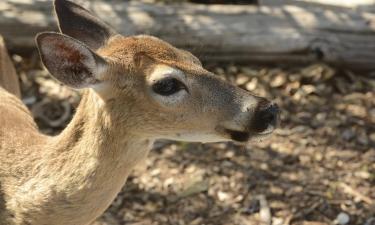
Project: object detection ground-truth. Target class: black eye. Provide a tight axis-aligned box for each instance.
[152,78,186,96]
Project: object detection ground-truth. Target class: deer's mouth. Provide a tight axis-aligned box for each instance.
[222,127,275,143]
[224,129,250,142]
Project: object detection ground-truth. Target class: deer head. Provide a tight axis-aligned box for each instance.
[36,0,278,144]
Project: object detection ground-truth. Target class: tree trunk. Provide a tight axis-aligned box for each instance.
[1,0,375,71]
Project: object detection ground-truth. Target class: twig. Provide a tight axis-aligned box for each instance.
[339,182,374,205]
[291,200,321,222]
[257,195,272,225]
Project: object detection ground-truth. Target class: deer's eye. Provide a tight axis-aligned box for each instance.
[152,78,186,96]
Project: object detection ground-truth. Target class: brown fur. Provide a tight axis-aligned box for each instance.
[0,1,274,225]
[0,36,21,98]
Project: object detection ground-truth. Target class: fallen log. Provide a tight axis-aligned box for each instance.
[1,0,375,71]
[259,0,375,13]
[260,0,375,9]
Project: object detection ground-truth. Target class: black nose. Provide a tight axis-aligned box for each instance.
[261,103,279,126]
[251,102,279,133]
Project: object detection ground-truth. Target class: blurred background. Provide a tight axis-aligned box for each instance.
[1,0,374,224]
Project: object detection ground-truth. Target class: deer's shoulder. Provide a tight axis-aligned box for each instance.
[0,88,38,134]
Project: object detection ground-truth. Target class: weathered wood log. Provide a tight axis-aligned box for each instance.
[260,0,375,13]
[260,0,375,9]
[1,0,375,71]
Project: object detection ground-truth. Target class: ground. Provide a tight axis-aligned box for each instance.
[12,52,374,225]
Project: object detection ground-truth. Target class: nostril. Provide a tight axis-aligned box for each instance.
[251,102,279,133]
[262,103,279,125]
[261,113,274,125]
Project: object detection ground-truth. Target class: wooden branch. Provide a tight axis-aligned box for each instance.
[1,0,375,71]
[259,0,375,13]
[340,182,374,205]
[260,0,375,9]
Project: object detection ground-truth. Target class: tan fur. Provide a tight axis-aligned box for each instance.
[0,2,275,225]
[0,36,21,98]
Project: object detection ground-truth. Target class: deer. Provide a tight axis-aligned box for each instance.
[0,0,279,224]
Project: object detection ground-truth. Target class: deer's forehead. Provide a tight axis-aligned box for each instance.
[100,35,203,73]
[102,36,179,59]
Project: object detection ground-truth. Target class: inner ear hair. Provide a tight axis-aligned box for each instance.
[36,32,108,89]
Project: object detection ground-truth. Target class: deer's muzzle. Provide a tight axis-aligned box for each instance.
[219,98,279,143]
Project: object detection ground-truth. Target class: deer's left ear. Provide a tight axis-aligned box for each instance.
[36,32,109,89]
[54,0,117,50]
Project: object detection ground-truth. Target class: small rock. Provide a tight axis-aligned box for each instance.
[240,67,258,76]
[313,112,327,127]
[227,65,238,74]
[341,129,355,141]
[369,108,375,123]
[245,78,258,91]
[190,217,203,225]
[272,217,284,225]
[270,73,287,87]
[354,170,371,179]
[224,150,235,158]
[235,74,250,85]
[346,104,367,118]
[314,152,324,162]
[364,217,375,225]
[217,191,229,201]
[358,133,369,146]
[22,96,37,105]
[301,64,323,79]
[334,212,350,225]
[176,180,208,200]
[270,185,284,195]
[12,54,23,63]
[214,67,225,75]
[301,84,316,94]
[291,125,308,133]
[301,222,329,225]
[370,133,375,143]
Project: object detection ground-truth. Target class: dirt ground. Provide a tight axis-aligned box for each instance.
[12,52,374,225]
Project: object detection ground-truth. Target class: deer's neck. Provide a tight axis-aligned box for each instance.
[52,89,151,170]
[19,90,152,225]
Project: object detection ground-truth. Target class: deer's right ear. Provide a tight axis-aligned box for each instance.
[36,32,109,89]
[54,0,117,50]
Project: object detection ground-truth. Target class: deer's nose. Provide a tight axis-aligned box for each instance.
[260,103,278,127]
[251,102,279,134]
